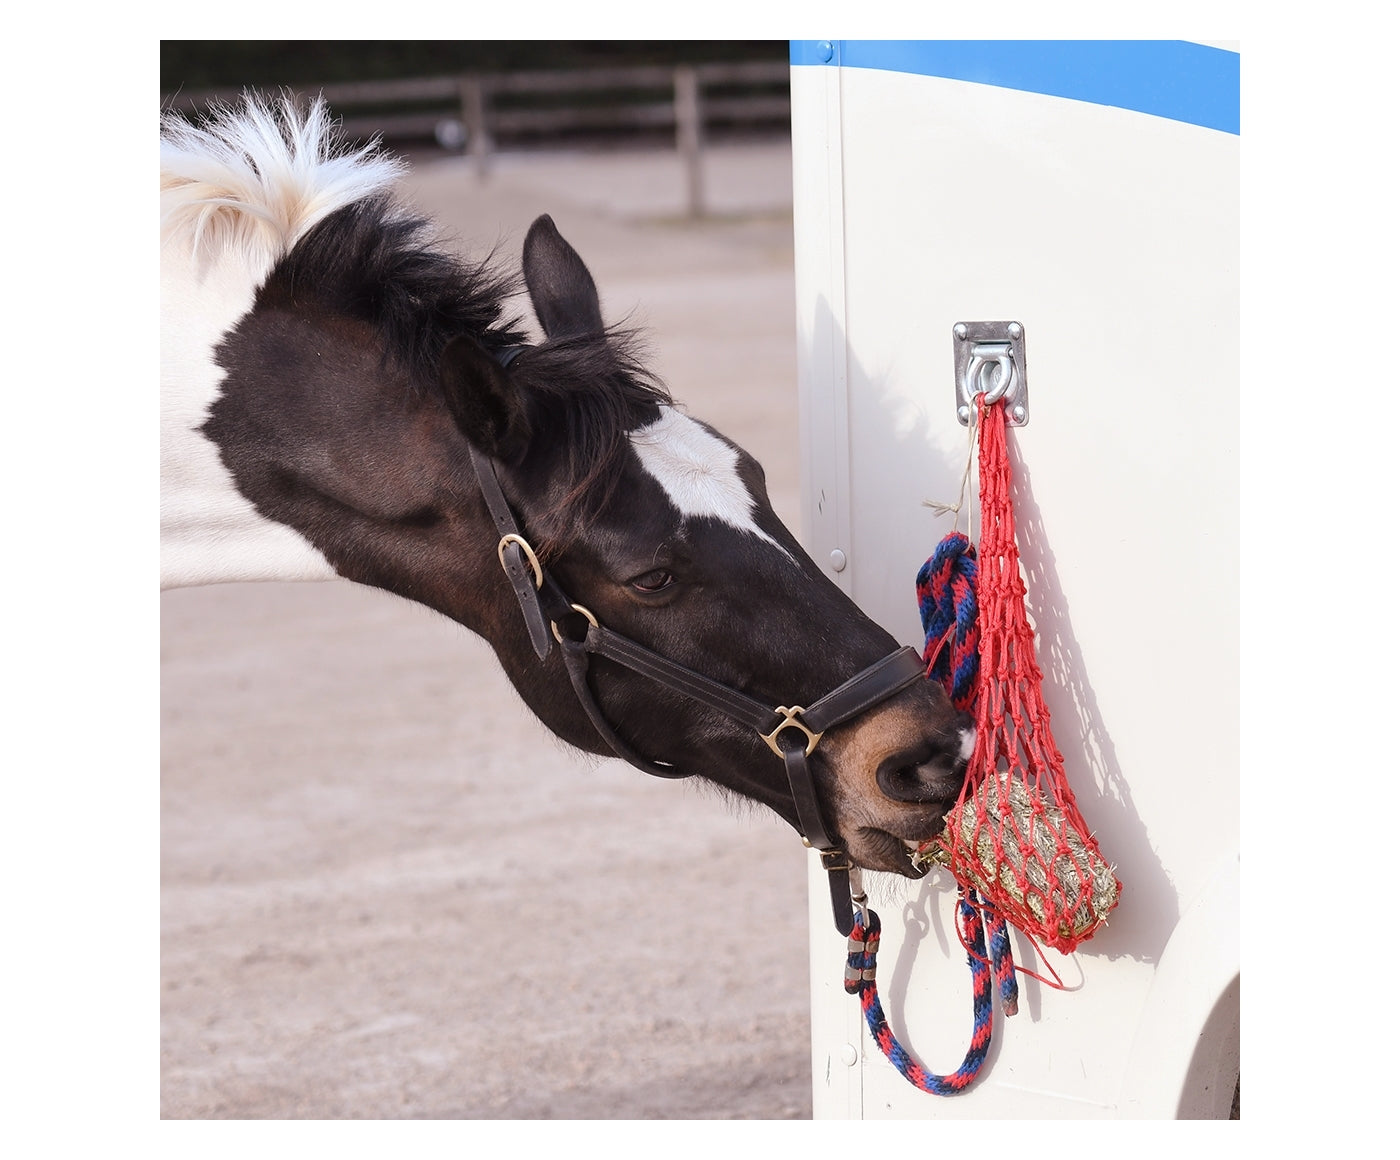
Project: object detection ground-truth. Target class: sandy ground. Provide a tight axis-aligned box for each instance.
[160,140,819,1120]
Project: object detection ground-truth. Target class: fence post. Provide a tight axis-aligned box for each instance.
[458,75,492,177]
[674,66,704,217]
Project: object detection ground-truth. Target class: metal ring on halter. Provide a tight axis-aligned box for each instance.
[497,533,543,589]
[761,705,824,757]
[965,348,1015,405]
[551,603,599,644]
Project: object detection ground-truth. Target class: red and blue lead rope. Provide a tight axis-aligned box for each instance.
[845,892,1010,1094]
[986,907,1019,1017]
[915,530,979,712]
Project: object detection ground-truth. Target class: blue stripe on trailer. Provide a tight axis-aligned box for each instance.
[789,40,1239,136]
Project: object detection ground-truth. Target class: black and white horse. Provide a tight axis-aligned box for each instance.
[160,97,971,895]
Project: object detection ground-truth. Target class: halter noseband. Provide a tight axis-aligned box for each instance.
[469,358,922,935]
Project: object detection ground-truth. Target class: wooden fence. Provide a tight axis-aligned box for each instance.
[162,61,792,217]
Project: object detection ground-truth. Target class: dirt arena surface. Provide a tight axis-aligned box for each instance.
[160,140,819,1120]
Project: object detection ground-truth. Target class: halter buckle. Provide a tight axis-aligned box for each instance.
[761,706,824,758]
[497,533,543,589]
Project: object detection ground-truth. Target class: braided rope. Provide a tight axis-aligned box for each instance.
[985,907,1020,1017]
[840,895,1019,1097]
[915,531,979,712]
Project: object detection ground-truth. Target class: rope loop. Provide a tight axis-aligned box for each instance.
[845,892,1005,1096]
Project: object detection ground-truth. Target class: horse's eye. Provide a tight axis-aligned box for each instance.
[630,569,675,593]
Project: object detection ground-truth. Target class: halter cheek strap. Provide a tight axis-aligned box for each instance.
[468,439,924,936]
[471,444,560,660]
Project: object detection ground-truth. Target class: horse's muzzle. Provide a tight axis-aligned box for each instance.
[816,691,974,877]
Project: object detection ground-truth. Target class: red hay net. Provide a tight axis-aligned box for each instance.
[934,398,1121,955]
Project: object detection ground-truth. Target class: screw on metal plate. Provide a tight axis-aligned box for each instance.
[954,321,1028,426]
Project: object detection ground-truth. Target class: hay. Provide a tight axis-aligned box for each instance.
[916,770,1119,947]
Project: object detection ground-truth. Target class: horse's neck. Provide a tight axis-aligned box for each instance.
[160,245,337,590]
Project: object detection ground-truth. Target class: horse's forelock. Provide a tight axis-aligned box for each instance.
[508,328,671,551]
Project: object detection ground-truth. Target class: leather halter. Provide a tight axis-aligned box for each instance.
[467,396,923,936]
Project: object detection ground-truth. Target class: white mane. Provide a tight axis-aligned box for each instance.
[160,95,407,269]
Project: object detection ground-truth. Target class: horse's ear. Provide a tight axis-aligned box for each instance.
[522,214,605,339]
[439,334,532,463]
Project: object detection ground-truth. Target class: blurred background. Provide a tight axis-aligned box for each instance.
[162,41,786,84]
[160,41,814,1120]
[162,41,791,216]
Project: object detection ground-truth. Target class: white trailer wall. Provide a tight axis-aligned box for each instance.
[790,40,1239,1119]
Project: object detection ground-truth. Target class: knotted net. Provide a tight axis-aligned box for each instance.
[916,398,1120,954]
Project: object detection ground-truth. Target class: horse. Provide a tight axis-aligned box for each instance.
[160,96,973,934]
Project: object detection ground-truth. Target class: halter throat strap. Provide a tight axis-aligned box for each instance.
[468,440,923,935]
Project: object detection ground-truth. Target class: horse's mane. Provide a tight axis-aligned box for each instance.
[161,94,671,529]
[160,95,406,270]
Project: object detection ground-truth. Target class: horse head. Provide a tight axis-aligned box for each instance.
[163,99,971,889]
[435,216,973,879]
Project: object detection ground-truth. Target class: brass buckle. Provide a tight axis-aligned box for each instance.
[761,706,823,758]
[551,603,599,644]
[497,533,543,589]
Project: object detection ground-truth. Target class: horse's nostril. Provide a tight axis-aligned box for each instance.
[876,743,965,805]
[878,764,930,803]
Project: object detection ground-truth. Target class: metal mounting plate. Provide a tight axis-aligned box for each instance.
[954,320,1028,426]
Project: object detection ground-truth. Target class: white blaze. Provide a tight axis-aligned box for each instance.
[629,409,787,553]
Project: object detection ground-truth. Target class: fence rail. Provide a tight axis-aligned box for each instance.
[162,62,792,217]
